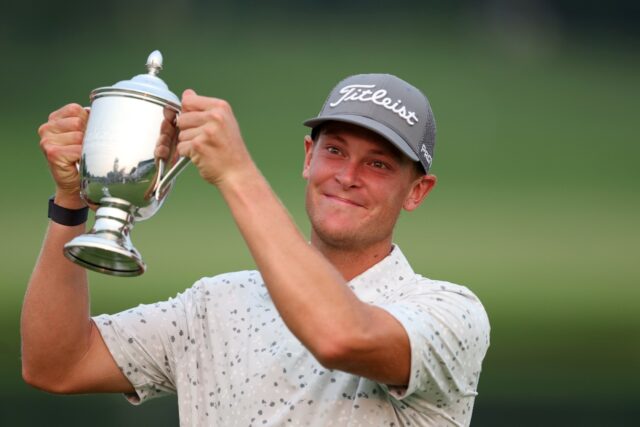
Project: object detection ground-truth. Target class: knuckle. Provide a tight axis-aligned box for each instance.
[156,135,169,147]
[70,144,83,159]
[39,137,49,152]
[43,144,58,161]
[192,139,205,153]
[177,142,189,156]
[155,146,168,158]
[37,123,49,137]
[203,123,216,138]
[216,99,231,111]
[70,131,84,145]
[207,109,223,122]
[176,115,188,129]
[67,103,84,114]
[69,117,84,131]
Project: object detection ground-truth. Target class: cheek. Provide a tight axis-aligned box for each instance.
[375,184,409,215]
[305,162,333,187]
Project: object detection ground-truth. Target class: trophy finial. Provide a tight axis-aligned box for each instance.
[146,50,163,76]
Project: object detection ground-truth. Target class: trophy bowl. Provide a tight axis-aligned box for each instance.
[63,50,189,277]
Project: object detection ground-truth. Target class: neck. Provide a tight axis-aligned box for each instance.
[311,234,393,281]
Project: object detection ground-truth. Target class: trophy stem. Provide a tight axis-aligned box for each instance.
[63,198,146,277]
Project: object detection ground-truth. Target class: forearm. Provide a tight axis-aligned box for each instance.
[21,194,93,384]
[217,167,371,359]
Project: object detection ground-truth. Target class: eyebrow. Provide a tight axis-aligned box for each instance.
[322,132,348,144]
[322,133,404,162]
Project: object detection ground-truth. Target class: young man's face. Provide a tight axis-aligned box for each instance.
[303,122,435,251]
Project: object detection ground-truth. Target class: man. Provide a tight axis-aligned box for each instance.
[22,73,490,426]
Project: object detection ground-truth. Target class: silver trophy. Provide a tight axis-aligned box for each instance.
[63,50,189,277]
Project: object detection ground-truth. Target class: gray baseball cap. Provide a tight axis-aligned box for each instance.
[303,73,436,172]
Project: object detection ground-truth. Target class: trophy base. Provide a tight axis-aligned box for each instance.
[64,235,146,277]
[63,199,146,277]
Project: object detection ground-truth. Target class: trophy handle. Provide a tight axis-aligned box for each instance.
[154,156,191,200]
[74,106,91,173]
[153,108,190,200]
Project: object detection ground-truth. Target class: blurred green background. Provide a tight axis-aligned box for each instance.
[1,1,638,425]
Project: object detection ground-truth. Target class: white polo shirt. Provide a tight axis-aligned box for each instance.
[94,246,490,426]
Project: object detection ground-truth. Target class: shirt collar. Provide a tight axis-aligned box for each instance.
[347,245,416,301]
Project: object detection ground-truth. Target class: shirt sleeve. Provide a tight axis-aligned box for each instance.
[377,281,491,404]
[93,284,200,405]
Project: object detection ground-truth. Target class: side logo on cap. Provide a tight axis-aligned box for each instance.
[419,143,432,165]
[329,84,419,126]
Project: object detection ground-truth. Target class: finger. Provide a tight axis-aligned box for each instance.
[181,89,198,113]
[182,88,197,98]
[56,144,83,163]
[45,143,83,167]
[154,133,173,160]
[177,126,205,143]
[45,116,87,135]
[40,131,84,148]
[181,89,229,113]
[176,139,193,158]
[159,116,178,138]
[162,106,177,122]
[176,110,213,130]
[48,103,88,121]
[154,143,171,160]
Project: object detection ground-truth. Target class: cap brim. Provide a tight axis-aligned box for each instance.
[303,114,419,162]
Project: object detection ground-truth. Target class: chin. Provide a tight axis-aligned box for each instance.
[311,221,383,251]
[314,231,361,250]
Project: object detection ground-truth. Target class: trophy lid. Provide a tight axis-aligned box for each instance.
[95,50,181,109]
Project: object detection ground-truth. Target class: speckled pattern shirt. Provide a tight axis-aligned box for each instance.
[94,246,490,426]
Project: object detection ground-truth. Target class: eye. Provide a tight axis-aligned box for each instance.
[370,160,389,169]
[326,146,342,155]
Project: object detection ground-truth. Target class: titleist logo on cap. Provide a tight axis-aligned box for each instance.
[329,84,419,126]
[303,73,435,173]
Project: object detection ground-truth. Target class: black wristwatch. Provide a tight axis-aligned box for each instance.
[48,196,89,226]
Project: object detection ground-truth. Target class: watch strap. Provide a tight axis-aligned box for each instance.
[48,196,88,226]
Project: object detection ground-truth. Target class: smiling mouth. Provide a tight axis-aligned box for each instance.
[324,194,365,208]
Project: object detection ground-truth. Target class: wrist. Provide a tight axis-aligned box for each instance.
[48,195,88,226]
[54,190,86,210]
[216,164,263,196]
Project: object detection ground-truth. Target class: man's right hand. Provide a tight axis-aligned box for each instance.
[38,103,88,207]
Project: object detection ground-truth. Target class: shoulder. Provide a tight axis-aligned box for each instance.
[388,247,485,310]
[196,270,264,288]
[183,270,266,301]
[418,276,484,304]
[383,277,491,405]
[400,275,490,333]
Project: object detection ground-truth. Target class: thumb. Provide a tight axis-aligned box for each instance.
[181,88,199,112]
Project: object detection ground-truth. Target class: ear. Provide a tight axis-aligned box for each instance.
[403,174,437,211]
[302,135,314,179]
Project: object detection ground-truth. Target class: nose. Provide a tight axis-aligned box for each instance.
[335,161,361,189]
